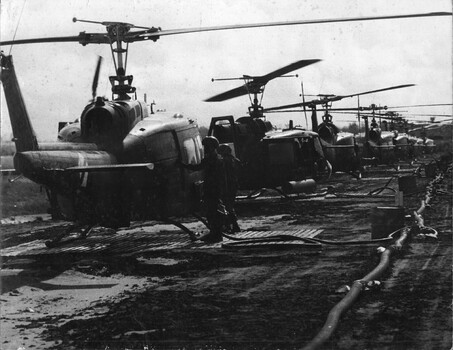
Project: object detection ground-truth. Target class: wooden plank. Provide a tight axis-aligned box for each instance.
[1,228,323,256]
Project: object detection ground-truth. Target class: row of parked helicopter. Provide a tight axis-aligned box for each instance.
[0,13,450,242]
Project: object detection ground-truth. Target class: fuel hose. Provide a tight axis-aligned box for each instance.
[302,227,409,350]
[301,161,451,349]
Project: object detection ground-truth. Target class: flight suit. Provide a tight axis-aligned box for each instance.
[183,151,226,241]
[222,153,241,232]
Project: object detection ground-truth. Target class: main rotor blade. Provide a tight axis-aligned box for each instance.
[264,84,415,111]
[1,12,450,46]
[264,101,312,112]
[388,103,453,108]
[336,84,416,99]
[154,12,452,38]
[256,59,320,84]
[0,35,90,46]
[400,113,453,117]
[325,107,389,112]
[265,108,402,114]
[92,55,103,100]
[205,85,250,102]
[330,111,406,121]
[205,59,320,102]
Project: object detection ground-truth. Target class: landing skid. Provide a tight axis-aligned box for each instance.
[237,187,330,200]
[190,213,210,228]
[236,188,267,200]
[166,212,242,242]
[45,223,96,248]
[44,215,210,248]
[163,217,201,242]
[163,212,225,242]
[236,187,297,200]
[346,169,363,180]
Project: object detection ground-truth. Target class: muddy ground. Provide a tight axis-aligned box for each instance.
[0,159,451,350]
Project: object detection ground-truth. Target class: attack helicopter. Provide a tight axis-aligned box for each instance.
[1,12,451,244]
[263,84,415,175]
[205,59,331,195]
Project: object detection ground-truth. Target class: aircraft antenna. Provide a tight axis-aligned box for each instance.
[8,0,27,55]
[357,95,360,132]
[301,80,308,128]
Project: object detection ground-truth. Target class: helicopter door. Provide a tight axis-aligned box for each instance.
[208,116,237,156]
[296,136,326,178]
[126,130,181,219]
[183,136,203,165]
[265,140,296,185]
[181,135,204,210]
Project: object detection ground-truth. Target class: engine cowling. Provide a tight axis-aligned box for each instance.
[80,98,149,153]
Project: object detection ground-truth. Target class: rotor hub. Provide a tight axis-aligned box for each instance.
[106,23,132,38]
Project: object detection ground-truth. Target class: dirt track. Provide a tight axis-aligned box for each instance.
[1,162,451,350]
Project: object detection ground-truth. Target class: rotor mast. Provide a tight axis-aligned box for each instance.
[319,95,334,123]
[246,78,266,119]
[108,22,134,100]
[73,17,160,100]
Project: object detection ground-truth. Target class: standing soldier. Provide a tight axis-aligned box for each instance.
[180,136,225,242]
[218,144,241,233]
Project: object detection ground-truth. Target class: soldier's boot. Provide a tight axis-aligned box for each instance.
[229,213,241,233]
[232,222,241,233]
[201,230,223,243]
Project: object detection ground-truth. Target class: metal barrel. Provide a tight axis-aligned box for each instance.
[281,179,316,194]
[370,206,405,239]
[424,162,437,178]
[398,175,417,194]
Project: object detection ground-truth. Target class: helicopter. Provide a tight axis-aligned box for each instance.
[1,12,451,244]
[354,108,426,163]
[409,120,452,157]
[205,59,332,195]
[386,103,453,154]
[1,51,205,242]
[351,102,453,156]
[263,84,415,175]
[0,19,212,243]
[328,104,440,162]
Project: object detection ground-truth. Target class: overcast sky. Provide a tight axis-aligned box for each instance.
[1,0,452,141]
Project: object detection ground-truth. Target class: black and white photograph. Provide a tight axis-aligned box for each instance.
[1,0,452,349]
